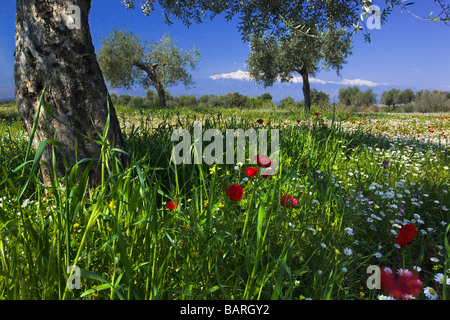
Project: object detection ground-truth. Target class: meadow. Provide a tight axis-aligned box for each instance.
[0,102,449,300]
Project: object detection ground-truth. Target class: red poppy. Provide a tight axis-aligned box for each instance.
[395,224,417,246]
[256,118,264,124]
[254,154,273,167]
[244,167,258,178]
[166,201,178,210]
[280,195,297,208]
[261,168,273,179]
[226,184,244,201]
[315,112,319,116]
[380,269,422,300]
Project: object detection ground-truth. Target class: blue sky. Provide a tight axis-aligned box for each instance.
[0,1,449,102]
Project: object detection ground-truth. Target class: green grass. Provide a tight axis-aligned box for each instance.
[0,103,449,300]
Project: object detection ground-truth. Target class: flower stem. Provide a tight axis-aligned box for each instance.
[402,247,405,271]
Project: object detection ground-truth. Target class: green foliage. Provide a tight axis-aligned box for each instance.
[357,88,377,107]
[398,88,415,104]
[381,88,402,107]
[112,91,280,110]
[117,94,132,106]
[199,94,222,108]
[220,92,250,109]
[128,96,146,109]
[277,96,297,109]
[380,88,418,108]
[310,89,329,106]
[414,90,450,112]
[247,26,352,112]
[338,86,361,107]
[98,29,200,107]
[145,89,158,105]
[338,87,377,108]
[175,95,199,108]
[257,92,273,102]
[0,99,16,108]
[122,0,367,37]
[97,28,145,90]
[143,33,200,88]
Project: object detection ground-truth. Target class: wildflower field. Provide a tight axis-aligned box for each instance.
[0,103,449,300]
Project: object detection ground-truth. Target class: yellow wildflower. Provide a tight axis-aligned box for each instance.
[109,200,116,210]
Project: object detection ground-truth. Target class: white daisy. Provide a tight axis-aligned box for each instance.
[423,287,438,300]
[343,248,353,256]
[378,295,395,300]
[344,227,354,236]
[397,269,412,276]
[434,273,450,285]
[383,267,393,274]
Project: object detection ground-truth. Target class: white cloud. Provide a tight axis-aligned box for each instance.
[289,76,336,85]
[338,78,382,87]
[209,70,251,81]
[289,76,382,86]
[209,70,384,87]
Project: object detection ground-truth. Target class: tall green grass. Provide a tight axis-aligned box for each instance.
[0,99,449,300]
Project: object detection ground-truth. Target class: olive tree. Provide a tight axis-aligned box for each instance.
[381,88,402,107]
[398,88,415,104]
[338,86,377,107]
[338,86,363,107]
[310,89,330,106]
[247,26,352,113]
[98,30,199,108]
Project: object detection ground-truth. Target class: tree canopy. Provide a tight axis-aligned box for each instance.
[247,26,352,112]
[338,86,377,107]
[121,1,450,41]
[98,29,200,107]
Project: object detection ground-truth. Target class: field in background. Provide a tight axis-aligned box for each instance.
[0,103,449,300]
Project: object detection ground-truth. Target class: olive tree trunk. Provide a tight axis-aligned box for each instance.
[15,0,127,188]
[300,68,311,113]
[133,61,167,108]
[154,81,167,108]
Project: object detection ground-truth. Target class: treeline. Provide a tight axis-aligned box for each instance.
[110,88,332,110]
[381,89,450,113]
[110,89,277,110]
[0,99,16,107]
[4,87,449,113]
[335,86,450,113]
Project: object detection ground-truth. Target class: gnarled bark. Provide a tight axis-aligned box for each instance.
[15,0,127,188]
[132,60,167,108]
[300,68,311,113]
